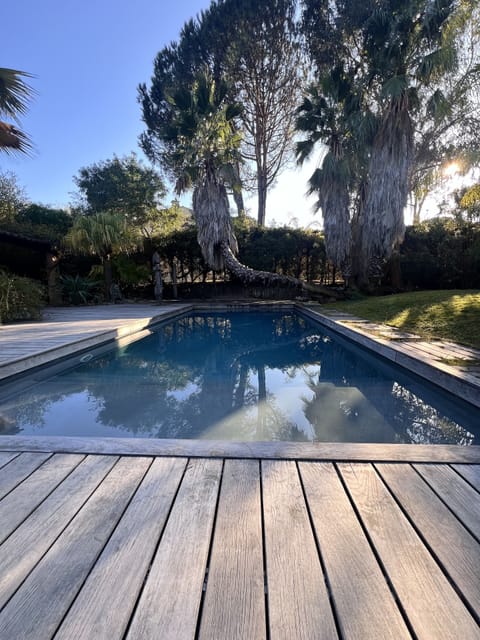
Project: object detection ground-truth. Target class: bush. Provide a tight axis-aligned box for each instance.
[60,274,102,305]
[0,270,45,323]
[400,219,480,289]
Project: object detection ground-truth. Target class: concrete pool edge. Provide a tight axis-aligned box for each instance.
[0,435,479,462]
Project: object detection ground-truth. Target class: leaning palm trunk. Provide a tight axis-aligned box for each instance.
[360,96,413,284]
[193,167,339,299]
[192,172,238,271]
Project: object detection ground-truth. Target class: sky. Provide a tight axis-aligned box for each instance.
[2,0,320,228]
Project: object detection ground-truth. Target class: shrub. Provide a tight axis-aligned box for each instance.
[60,274,102,305]
[0,270,45,323]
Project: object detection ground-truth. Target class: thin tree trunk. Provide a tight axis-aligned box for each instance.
[257,171,267,227]
[232,161,246,218]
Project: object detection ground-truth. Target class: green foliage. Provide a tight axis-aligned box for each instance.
[459,184,480,221]
[89,255,151,290]
[0,171,27,223]
[60,274,102,305]
[65,211,131,259]
[160,71,243,191]
[9,204,72,243]
[73,154,167,236]
[298,0,480,284]
[0,269,45,322]
[400,219,480,289]
[139,0,303,224]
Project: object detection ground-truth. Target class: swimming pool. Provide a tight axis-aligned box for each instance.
[0,310,478,444]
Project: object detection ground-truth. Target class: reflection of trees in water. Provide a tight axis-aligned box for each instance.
[391,384,475,446]
[80,312,317,438]
[4,312,478,443]
[2,381,83,434]
[303,339,477,445]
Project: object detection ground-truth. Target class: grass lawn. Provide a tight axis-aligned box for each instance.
[330,290,480,349]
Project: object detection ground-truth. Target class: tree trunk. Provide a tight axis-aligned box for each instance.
[103,256,113,301]
[171,261,178,298]
[232,161,246,218]
[257,170,267,227]
[219,241,339,300]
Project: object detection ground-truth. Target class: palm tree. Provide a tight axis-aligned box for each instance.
[163,71,335,294]
[299,0,470,287]
[0,68,33,154]
[65,212,131,299]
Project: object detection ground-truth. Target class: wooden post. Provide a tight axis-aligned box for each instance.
[152,251,163,301]
[172,261,178,299]
[46,252,62,305]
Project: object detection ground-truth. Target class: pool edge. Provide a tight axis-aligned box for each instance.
[0,435,478,462]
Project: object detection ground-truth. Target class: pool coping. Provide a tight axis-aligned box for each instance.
[1,301,479,463]
[0,435,478,462]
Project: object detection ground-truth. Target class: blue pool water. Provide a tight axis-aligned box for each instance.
[0,311,478,444]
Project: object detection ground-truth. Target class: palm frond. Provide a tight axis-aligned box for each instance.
[0,68,35,121]
[0,121,32,154]
[381,75,408,100]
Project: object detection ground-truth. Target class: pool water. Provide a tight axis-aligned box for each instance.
[0,311,478,444]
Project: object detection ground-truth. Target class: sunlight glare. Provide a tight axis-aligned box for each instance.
[443,161,461,178]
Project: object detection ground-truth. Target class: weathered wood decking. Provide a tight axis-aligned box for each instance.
[0,303,192,380]
[0,451,478,639]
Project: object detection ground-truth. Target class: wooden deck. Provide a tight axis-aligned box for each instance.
[0,450,478,639]
[0,303,192,380]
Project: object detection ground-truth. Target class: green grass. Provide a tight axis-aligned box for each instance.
[330,290,480,349]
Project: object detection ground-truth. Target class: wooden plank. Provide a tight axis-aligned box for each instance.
[414,464,480,537]
[339,463,479,640]
[451,464,480,491]
[1,435,479,463]
[299,462,410,639]
[127,458,222,640]
[0,451,19,470]
[55,457,187,640]
[262,460,337,640]
[0,455,118,610]
[0,453,84,543]
[0,456,150,640]
[198,459,266,640]
[376,463,480,616]
[0,451,51,499]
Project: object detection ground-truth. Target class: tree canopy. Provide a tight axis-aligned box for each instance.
[73,154,167,237]
[139,0,303,226]
[297,0,480,286]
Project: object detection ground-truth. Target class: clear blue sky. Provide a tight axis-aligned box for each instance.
[2,0,211,209]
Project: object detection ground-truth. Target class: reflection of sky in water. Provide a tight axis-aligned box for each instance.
[0,311,478,444]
